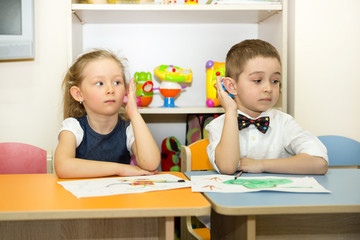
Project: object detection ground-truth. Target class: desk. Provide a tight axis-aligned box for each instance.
[0,172,210,240]
[186,169,360,240]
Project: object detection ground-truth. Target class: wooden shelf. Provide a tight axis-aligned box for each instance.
[138,106,224,114]
[72,3,283,24]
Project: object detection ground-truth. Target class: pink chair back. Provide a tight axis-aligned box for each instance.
[0,142,47,174]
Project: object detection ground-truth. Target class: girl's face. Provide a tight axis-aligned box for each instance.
[234,57,281,118]
[78,58,126,117]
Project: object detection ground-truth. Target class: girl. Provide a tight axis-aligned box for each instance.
[55,50,160,178]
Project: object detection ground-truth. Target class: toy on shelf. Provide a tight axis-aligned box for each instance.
[154,64,192,107]
[184,0,199,4]
[205,60,225,107]
[134,72,154,107]
[163,0,176,4]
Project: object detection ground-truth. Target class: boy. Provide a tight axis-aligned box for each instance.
[206,39,328,175]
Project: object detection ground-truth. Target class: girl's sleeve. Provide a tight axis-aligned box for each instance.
[58,118,84,147]
[126,123,135,156]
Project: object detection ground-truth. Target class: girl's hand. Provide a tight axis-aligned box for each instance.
[216,76,237,112]
[119,164,158,177]
[125,77,139,118]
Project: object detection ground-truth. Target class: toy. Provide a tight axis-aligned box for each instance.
[163,0,177,4]
[205,60,225,107]
[154,64,192,107]
[134,72,154,107]
[161,136,181,172]
[184,0,198,4]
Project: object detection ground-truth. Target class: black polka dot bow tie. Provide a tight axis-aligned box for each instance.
[238,114,270,134]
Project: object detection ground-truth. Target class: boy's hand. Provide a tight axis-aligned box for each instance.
[216,76,237,112]
[125,77,139,118]
[239,157,264,173]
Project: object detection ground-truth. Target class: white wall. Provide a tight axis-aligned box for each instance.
[0,0,68,151]
[288,0,360,141]
[0,0,359,155]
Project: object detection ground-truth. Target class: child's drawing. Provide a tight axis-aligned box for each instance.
[191,174,330,193]
[57,174,190,198]
[223,178,293,189]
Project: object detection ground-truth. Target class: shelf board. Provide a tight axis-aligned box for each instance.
[138,106,225,114]
[72,4,282,24]
[138,106,283,114]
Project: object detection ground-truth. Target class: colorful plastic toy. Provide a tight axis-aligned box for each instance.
[161,136,181,172]
[134,72,154,107]
[205,60,225,107]
[154,64,192,107]
[184,0,198,4]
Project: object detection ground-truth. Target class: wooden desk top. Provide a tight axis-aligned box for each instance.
[0,172,210,221]
[186,169,360,216]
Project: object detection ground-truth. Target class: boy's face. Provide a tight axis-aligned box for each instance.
[234,56,281,118]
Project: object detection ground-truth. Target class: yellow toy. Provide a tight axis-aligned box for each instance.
[184,0,199,4]
[205,60,225,107]
[154,64,192,83]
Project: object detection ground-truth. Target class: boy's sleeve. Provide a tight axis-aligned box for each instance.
[284,117,328,162]
[205,117,223,173]
[58,118,84,147]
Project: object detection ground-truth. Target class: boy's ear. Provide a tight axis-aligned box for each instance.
[223,77,237,96]
[70,86,83,102]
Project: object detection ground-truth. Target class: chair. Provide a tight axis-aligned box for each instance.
[318,135,360,168]
[181,138,213,172]
[180,138,213,240]
[0,142,53,174]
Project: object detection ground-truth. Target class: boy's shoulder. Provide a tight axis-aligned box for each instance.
[267,108,293,119]
[266,109,296,125]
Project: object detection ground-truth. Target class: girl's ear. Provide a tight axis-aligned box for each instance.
[70,86,83,103]
[223,77,237,96]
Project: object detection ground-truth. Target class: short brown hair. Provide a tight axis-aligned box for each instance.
[225,39,281,82]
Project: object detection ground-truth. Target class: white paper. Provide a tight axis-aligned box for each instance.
[191,174,331,193]
[58,174,190,198]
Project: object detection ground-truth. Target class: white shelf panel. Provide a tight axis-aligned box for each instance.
[72,4,282,24]
[139,106,224,114]
[138,106,282,114]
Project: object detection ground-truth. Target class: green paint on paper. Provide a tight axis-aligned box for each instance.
[223,178,293,189]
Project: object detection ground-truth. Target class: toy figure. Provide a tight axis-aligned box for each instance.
[134,72,154,107]
[163,0,176,4]
[205,60,225,107]
[154,64,192,107]
[161,136,181,172]
[184,0,198,4]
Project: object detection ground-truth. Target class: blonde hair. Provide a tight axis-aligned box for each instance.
[62,49,127,119]
[225,39,282,82]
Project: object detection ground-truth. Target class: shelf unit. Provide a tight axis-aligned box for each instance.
[69,0,287,146]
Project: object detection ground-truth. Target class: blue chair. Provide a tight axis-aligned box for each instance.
[318,135,360,168]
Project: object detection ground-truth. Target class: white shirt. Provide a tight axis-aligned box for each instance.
[58,117,135,155]
[205,109,328,173]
